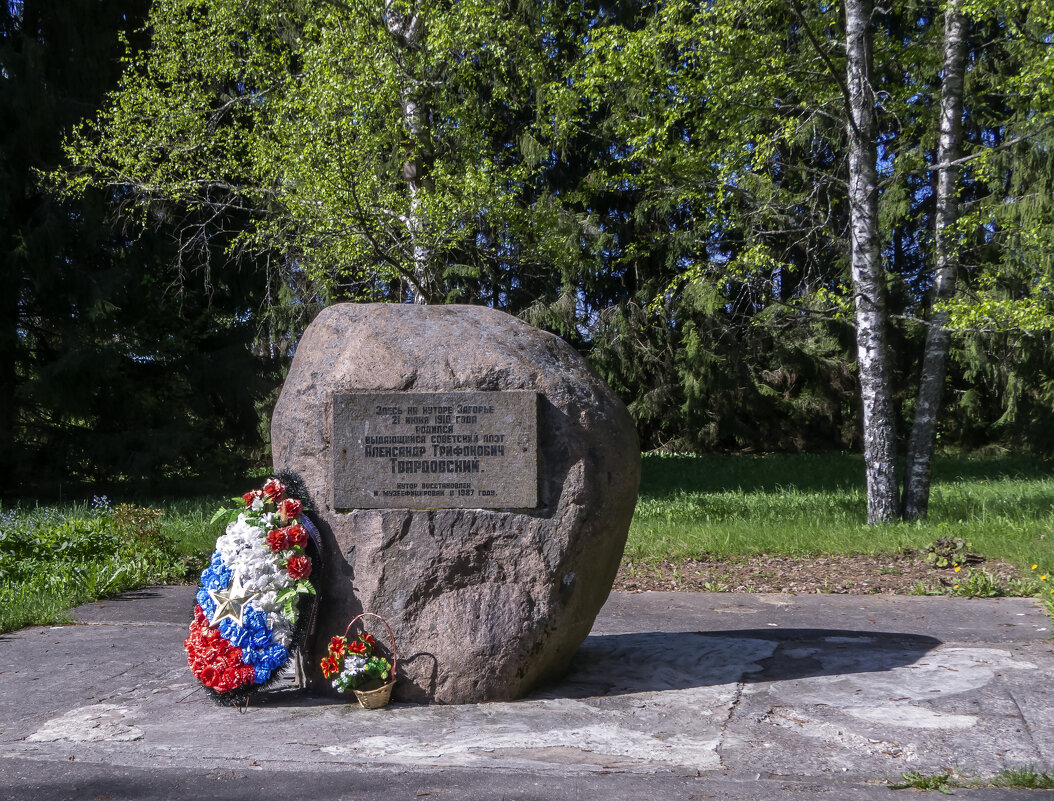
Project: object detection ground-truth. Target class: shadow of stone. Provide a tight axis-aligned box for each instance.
[170,627,942,709]
[531,628,942,700]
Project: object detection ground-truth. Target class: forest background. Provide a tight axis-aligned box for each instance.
[3,0,1054,523]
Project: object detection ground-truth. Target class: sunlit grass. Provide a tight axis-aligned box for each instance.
[628,453,1054,570]
[0,497,220,634]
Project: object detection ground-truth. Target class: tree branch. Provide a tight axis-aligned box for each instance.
[786,0,860,140]
[880,120,1054,188]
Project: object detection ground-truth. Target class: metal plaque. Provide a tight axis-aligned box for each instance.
[331,391,538,510]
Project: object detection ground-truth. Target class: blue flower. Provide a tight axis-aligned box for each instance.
[199,556,232,591]
[218,618,251,649]
[243,606,267,630]
[196,588,216,620]
[251,629,273,651]
[246,642,281,687]
[195,550,233,625]
[243,642,288,684]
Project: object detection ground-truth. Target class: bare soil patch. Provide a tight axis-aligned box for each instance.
[613,553,1027,595]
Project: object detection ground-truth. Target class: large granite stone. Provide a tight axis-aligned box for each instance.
[271,303,640,703]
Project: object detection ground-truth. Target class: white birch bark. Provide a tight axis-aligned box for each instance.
[902,0,968,520]
[845,0,900,523]
[384,0,434,303]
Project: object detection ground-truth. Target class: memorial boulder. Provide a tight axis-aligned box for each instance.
[271,303,639,703]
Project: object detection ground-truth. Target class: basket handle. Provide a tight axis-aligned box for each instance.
[343,612,398,676]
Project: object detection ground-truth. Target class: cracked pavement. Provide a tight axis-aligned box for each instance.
[1,587,1052,799]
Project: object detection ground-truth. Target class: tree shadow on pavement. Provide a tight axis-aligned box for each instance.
[532,628,941,699]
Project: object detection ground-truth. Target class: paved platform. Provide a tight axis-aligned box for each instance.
[1,587,1052,799]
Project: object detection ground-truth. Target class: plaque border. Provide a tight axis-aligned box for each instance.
[330,390,539,511]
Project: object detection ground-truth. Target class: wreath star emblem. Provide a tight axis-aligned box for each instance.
[208,571,258,627]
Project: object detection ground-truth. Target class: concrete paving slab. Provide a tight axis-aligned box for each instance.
[1,587,1052,799]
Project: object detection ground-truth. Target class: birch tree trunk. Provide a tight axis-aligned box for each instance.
[902,0,969,520]
[384,0,435,304]
[845,0,900,523]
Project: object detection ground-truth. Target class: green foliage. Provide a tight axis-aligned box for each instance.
[111,503,165,545]
[987,768,1054,790]
[1,0,283,499]
[889,771,954,793]
[890,766,1054,792]
[276,580,315,623]
[21,0,1054,494]
[948,567,1004,598]
[560,0,1054,457]
[946,329,1054,454]
[0,499,217,634]
[922,537,979,569]
[60,0,587,304]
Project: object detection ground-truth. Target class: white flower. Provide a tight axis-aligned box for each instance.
[211,504,304,633]
[341,655,368,676]
[271,627,292,647]
[254,590,279,613]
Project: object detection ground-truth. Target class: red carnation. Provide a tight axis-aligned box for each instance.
[266,528,289,552]
[347,640,367,655]
[242,489,264,506]
[215,665,254,693]
[199,666,219,687]
[278,498,302,521]
[285,524,308,549]
[329,636,347,658]
[320,655,341,678]
[262,478,286,501]
[360,633,376,648]
[286,554,312,580]
[186,616,254,694]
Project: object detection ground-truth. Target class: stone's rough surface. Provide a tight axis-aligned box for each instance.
[332,390,538,510]
[271,303,640,704]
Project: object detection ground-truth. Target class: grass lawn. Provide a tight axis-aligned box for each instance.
[0,497,220,634]
[629,452,1054,571]
[2,452,1053,633]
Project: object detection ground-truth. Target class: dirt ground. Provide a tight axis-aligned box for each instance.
[612,553,1027,595]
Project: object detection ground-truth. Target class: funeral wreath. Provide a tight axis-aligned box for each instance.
[185,478,316,704]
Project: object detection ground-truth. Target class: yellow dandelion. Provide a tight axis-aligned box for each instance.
[1033,564,1039,570]
[954,584,960,589]
[954,565,962,573]
[1043,575,1049,581]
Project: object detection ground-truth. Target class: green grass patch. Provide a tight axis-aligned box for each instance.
[0,497,220,634]
[629,453,1054,571]
[889,771,954,793]
[986,768,1054,789]
[888,767,1054,791]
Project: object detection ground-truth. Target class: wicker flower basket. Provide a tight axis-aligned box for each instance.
[343,613,397,710]
[353,677,394,709]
